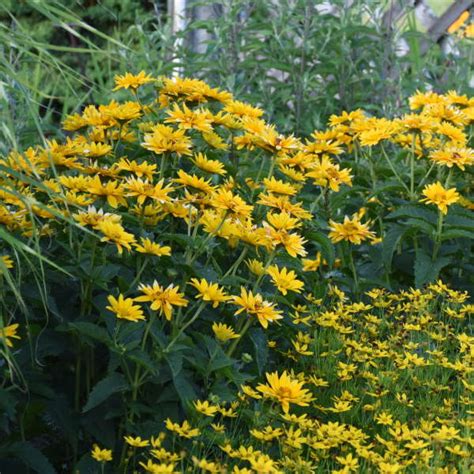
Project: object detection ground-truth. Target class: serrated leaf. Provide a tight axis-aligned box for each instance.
[249,328,268,375]
[414,250,451,287]
[305,231,335,266]
[66,322,110,344]
[8,442,56,474]
[386,205,437,224]
[83,373,128,412]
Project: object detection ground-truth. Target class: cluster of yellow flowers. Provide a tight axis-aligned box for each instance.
[93,283,472,473]
[0,72,472,472]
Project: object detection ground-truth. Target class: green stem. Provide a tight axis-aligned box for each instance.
[380,144,410,194]
[222,247,248,279]
[347,245,359,297]
[409,133,416,200]
[165,301,206,353]
[227,317,253,357]
[432,211,444,261]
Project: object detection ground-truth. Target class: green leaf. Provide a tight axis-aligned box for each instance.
[249,328,268,375]
[386,205,437,224]
[7,442,56,474]
[382,225,408,271]
[414,250,451,287]
[305,231,335,266]
[64,322,111,345]
[83,373,128,412]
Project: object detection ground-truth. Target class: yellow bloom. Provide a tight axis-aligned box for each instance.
[165,103,213,133]
[113,71,154,91]
[420,181,460,214]
[192,152,226,175]
[212,322,240,342]
[0,255,14,271]
[429,147,474,170]
[329,215,376,244]
[0,323,20,348]
[193,400,219,417]
[91,444,112,462]
[106,294,145,322]
[136,281,188,320]
[375,411,394,426]
[256,371,312,413]
[96,220,136,254]
[246,259,266,276]
[165,418,200,438]
[174,169,216,194]
[263,177,298,196]
[142,125,192,156]
[124,435,150,447]
[88,176,127,209]
[189,278,230,307]
[267,265,304,296]
[232,287,283,329]
[134,237,171,257]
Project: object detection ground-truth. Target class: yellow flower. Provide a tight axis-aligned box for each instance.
[136,281,188,320]
[210,188,253,219]
[189,278,230,307]
[91,444,112,462]
[165,103,213,133]
[139,459,178,473]
[96,220,136,254]
[0,323,20,348]
[232,287,283,329]
[88,176,127,209]
[124,435,150,447]
[266,265,304,295]
[142,125,192,156]
[429,147,474,170]
[165,418,200,438]
[193,400,219,417]
[174,169,216,194]
[375,411,394,426]
[113,71,154,91]
[192,152,226,175]
[246,259,266,276]
[420,181,460,214]
[0,255,14,271]
[134,237,171,257]
[263,177,298,196]
[106,294,145,322]
[256,371,312,413]
[329,215,376,244]
[212,322,240,342]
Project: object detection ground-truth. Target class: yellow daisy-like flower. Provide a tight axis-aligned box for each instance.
[256,371,313,413]
[266,265,304,296]
[193,400,219,417]
[113,71,154,91]
[123,435,150,447]
[328,215,376,245]
[142,125,192,157]
[189,278,230,307]
[106,294,145,322]
[212,322,240,342]
[192,152,227,175]
[165,418,200,438]
[0,323,20,348]
[0,255,14,271]
[133,237,171,257]
[246,259,266,276]
[91,444,113,463]
[96,220,136,254]
[429,147,474,170]
[232,287,283,329]
[135,281,188,320]
[420,181,460,214]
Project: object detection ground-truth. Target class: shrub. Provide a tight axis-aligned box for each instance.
[0,74,472,472]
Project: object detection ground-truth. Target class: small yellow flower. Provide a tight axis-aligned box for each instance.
[193,400,219,417]
[165,418,200,438]
[329,214,376,244]
[256,371,312,413]
[420,181,460,214]
[91,444,112,462]
[96,220,136,254]
[106,295,145,322]
[189,278,230,307]
[134,237,171,257]
[0,323,20,348]
[113,71,154,91]
[212,322,240,342]
[0,255,14,271]
[124,435,150,447]
[266,265,304,295]
[136,281,188,321]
